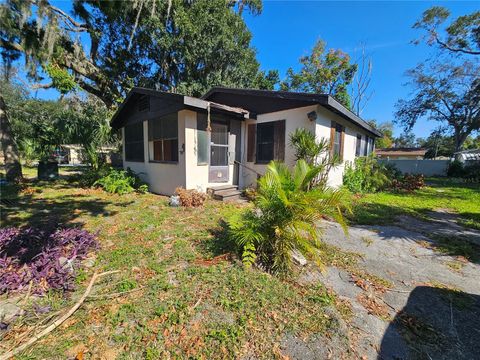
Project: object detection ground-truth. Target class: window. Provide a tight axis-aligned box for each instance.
[363,136,369,156]
[256,122,274,163]
[331,121,344,159]
[138,95,149,112]
[254,120,285,163]
[355,134,362,156]
[124,122,144,162]
[197,113,208,165]
[148,113,178,162]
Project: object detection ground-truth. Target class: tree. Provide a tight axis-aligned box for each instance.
[418,131,480,158]
[1,78,115,169]
[350,44,374,116]
[414,6,480,56]
[395,61,480,151]
[0,94,22,181]
[367,120,394,148]
[0,0,270,107]
[280,39,357,109]
[394,131,417,148]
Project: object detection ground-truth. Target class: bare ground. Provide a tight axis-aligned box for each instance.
[291,215,480,360]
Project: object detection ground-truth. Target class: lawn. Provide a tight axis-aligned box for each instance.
[0,173,344,359]
[350,178,480,230]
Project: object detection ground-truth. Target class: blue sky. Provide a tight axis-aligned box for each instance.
[244,1,478,137]
[27,1,478,138]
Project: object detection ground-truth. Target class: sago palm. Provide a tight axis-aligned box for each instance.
[228,160,348,275]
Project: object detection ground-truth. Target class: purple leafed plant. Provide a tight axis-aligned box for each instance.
[0,227,99,295]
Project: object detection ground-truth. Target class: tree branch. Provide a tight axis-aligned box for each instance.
[434,35,480,55]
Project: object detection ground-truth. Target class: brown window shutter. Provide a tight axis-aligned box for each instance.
[247,124,256,162]
[273,120,286,161]
[340,126,345,161]
[330,121,336,156]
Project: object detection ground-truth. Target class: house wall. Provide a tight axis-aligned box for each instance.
[239,104,375,189]
[315,105,372,187]
[239,105,317,188]
[123,109,241,195]
[123,112,186,195]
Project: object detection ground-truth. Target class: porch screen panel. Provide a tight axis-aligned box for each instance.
[148,113,178,162]
[124,122,144,162]
[197,113,208,165]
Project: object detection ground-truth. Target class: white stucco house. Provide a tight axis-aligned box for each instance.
[110,87,381,197]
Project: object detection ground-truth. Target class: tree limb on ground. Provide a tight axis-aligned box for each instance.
[0,270,120,360]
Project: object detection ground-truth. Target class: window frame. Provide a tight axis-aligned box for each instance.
[124,122,145,163]
[330,121,345,160]
[148,113,179,163]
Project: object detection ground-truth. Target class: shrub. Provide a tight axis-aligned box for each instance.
[0,227,99,294]
[175,187,207,207]
[389,174,425,192]
[78,164,112,187]
[228,160,348,275]
[447,160,466,178]
[94,167,147,194]
[343,155,390,194]
[463,163,480,183]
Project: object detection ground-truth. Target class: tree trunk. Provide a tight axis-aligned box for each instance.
[0,94,23,181]
[453,128,469,153]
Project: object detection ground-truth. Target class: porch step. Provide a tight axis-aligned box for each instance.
[207,186,247,202]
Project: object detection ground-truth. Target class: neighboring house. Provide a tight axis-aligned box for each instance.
[110,87,381,195]
[376,148,427,160]
[57,145,121,166]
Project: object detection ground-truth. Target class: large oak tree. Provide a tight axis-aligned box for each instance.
[0,0,273,179]
[395,61,480,152]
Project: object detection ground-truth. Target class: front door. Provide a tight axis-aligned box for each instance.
[209,122,229,183]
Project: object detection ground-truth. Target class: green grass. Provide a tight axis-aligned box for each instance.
[0,175,343,359]
[350,178,480,230]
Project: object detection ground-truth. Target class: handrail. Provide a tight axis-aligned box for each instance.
[234,160,262,177]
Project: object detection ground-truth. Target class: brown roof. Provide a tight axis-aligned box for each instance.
[376,148,427,157]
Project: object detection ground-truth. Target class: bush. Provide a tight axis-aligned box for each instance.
[463,163,480,183]
[175,187,207,207]
[343,156,390,194]
[447,160,466,178]
[389,174,425,192]
[228,160,348,275]
[78,164,111,187]
[94,167,148,194]
[0,227,99,294]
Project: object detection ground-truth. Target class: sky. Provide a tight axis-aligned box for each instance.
[23,0,479,139]
[243,0,479,137]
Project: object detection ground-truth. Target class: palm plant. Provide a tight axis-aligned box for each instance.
[289,128,341,188]
[228,160,348,275]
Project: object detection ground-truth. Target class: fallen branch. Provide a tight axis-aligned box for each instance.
[0,270,119,360]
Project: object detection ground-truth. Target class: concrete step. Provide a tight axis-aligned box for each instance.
[212,190,242,201]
